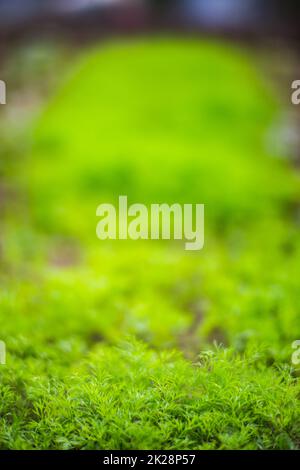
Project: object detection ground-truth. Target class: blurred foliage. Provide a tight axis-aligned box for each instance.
[0,38,300,449]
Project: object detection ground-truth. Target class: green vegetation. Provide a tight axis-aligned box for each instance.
[0,38,300,449]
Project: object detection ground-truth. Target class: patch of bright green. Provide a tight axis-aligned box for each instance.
[1,38,300,449]
[25,38,296,236]
[1,342,299,450]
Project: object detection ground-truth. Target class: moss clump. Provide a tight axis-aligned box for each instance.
[0,38,300,449]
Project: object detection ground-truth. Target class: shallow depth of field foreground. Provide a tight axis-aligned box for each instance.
[0,38,300,450]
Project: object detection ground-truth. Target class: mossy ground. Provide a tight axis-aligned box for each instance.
[0,38,300,449]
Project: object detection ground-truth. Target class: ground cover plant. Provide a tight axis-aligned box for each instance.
[0,38,300,450]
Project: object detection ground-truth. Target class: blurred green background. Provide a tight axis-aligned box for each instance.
[0,5,300,449]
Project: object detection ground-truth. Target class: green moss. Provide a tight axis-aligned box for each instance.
[1,342,299,450]
[1,38,300,449]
